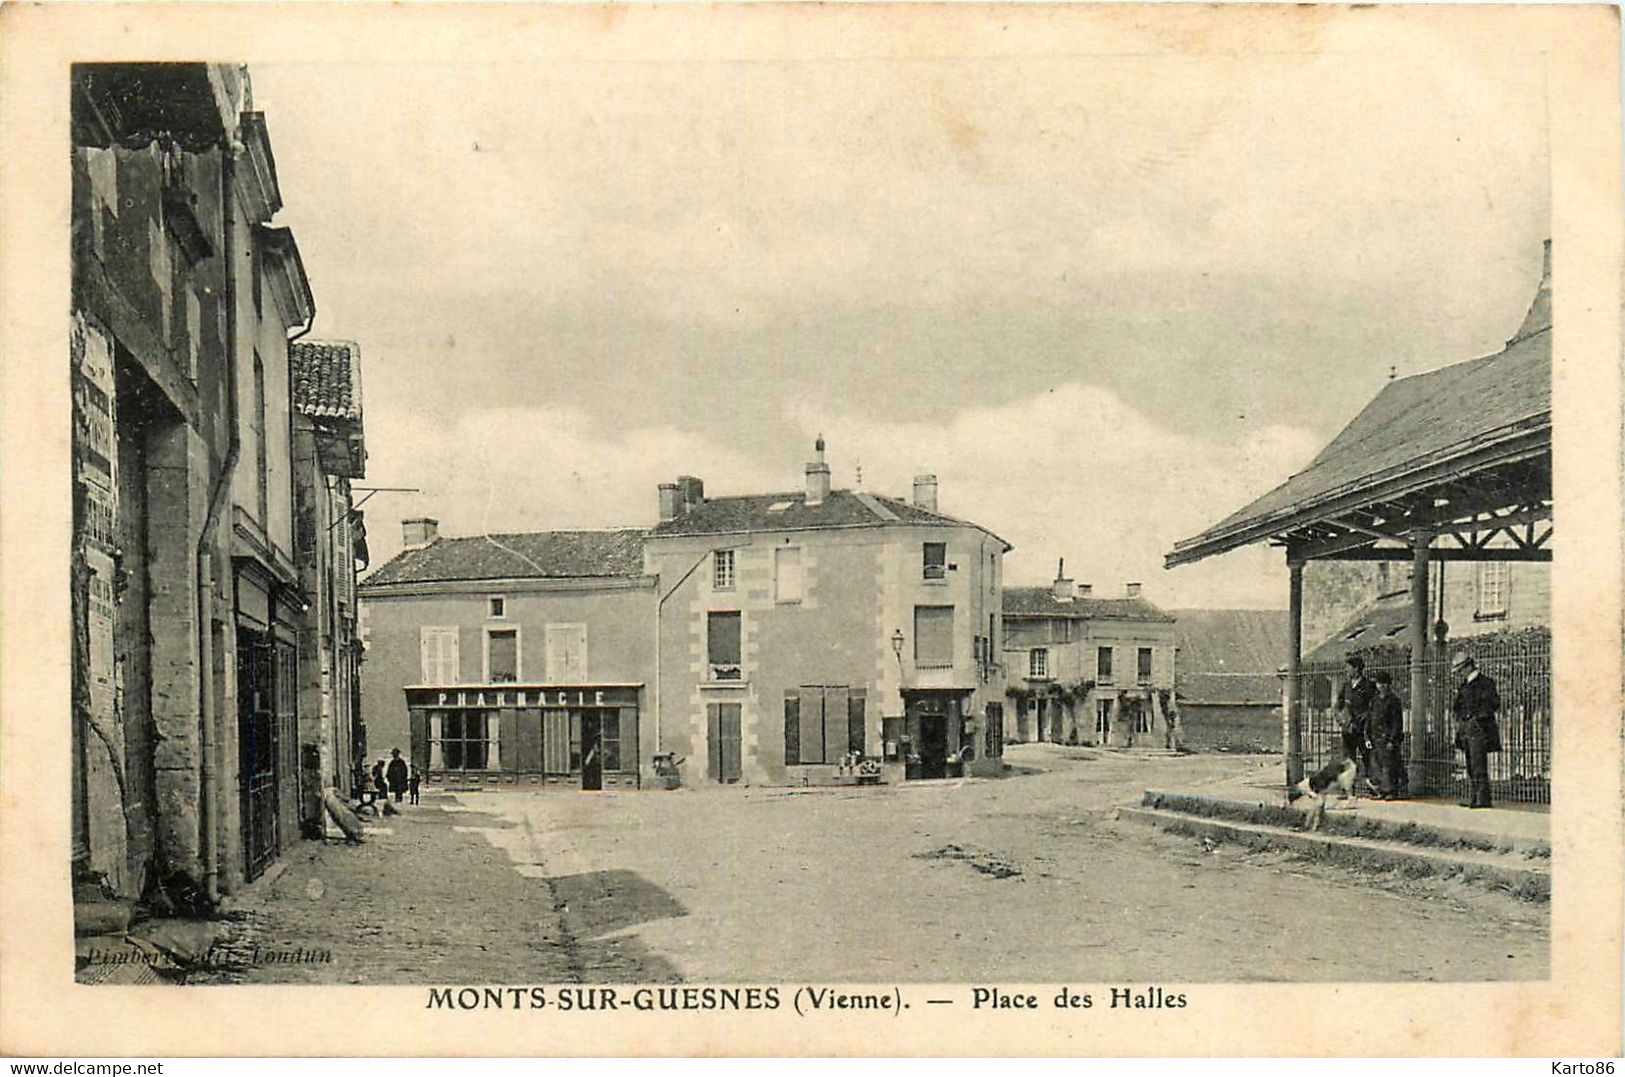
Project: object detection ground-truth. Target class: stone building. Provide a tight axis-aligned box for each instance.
[357,523,655,790]
[1169,608,1287,753]
[646,442,1011,786]
[1002,564,1177,748]
[358,439,1012,789]
[289,340,369,822]
[70,63,354,910]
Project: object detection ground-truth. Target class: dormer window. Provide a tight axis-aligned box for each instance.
[923,542,947,581]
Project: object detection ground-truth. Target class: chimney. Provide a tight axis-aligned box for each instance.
[912,474,938,512]
[658,482,680,522]
[676,475,705,514]
[1125,582,1142,598]
[1052,557,1075,602]
[402,517,439,549]
[805,435,831,504]
[1078,583,1092,598]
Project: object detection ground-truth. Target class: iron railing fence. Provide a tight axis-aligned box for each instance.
[1296,630,1550,805]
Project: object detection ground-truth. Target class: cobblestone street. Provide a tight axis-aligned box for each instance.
[199,748,1547,985]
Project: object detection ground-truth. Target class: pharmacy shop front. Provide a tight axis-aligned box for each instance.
[405,684,643,790]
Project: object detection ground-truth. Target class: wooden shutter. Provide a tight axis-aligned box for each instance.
[565,624,587,682]
[823,686,848,764]
[420,628,437,683]
[440,629,459,684]
[543,710,570,774]
[784,693,800,765]
[545,624,569,682]
[914,606,954,665]
[848,690,866,755]
[706,703,722,780]
[708,612,741,666]
[797,686,824,764]
[619,707,638,776]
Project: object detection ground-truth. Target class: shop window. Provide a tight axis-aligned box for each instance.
[775,546,803,603]
[914,605,954,667]
[1029,648,1049,679]
[708,611,742,680]
[544,623,587,683]
[437,711,490,770]
[923,542,947,581]
[419,626,459,684]
[600,713,621,772]
[713,549,735,591]
[1137,647,1153,684]
[486,627,519,683]
[488,595,506,619]
[1097,646,1114,682]
[1476,562,1510,620]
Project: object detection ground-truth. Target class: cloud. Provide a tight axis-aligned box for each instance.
[787,382,1320,607]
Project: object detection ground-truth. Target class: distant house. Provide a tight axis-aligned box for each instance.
[1003,564,1177,748]
[1171,609,1287,753]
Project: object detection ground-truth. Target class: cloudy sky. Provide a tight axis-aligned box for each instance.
[254,10,1549,608]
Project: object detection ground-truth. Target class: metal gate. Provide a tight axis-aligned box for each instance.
[237,629,280,880]
[1296,630,1550,805]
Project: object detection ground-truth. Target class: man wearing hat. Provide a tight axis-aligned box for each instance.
[1450,652,1501,809]
[1368,669,1407,800]
[1339,655,1378,790]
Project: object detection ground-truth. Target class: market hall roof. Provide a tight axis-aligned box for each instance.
[1002,587,1175,623]
[362,529,648,587]
[649,488,1012,549]
[290,340,364,422]
[1166,252,1551,568]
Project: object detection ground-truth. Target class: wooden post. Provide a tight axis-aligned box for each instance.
[1286,559,1304,784]
[1408,531,1431,792]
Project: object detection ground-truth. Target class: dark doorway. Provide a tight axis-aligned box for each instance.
[580,710,603,791]
[917,715,948,779]
[237,628,279,880]
[707,702,742,783]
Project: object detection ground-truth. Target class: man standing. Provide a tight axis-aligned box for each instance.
[386,748,410,804]
[1368,670,1407,800]
[1451,652,1501,809]
[1340,655,1377,791]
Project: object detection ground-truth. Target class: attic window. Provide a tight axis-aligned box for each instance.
[767,501,794,512]
[1344,626,1368,641]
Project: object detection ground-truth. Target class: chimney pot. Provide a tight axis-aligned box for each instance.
[912,473,938,512]
[1052,560,1075,603]
[1079,583,1092,597]
[1126,582,1142,598]
[402,517,439,549]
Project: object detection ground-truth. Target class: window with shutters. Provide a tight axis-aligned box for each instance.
[775,546,803,604]
[1137,646,1153,684]
[707,611,742,680]
[713,549,735,591]
[914,605,954,667]
[1097,645,1114,682]
[784,686,865,764]
[419,626,460,684]
[485,627,519,683]
[544,623,587,683]
[334,509,354,611]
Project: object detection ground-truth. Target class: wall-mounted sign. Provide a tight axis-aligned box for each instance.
[405,685,640,710]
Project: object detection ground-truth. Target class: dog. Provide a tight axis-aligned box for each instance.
[1287,756,1358,830]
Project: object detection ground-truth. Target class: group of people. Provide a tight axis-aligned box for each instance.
[1339,650,1502,809]
[363,747,420,806]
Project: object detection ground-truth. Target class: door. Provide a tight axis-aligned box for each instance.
[918,715,948,779]
[580,710,602,790]
[237,628,280,881]
[707,703,742,783]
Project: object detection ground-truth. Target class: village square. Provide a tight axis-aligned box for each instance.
[68,55,1553,986]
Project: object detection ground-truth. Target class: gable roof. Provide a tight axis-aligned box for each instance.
[361,529,647,588]
[1002,586,1175,623]
[290,340,363,422]
[1167,250,1552,567]
[649,488,1011,549]
[1171,608,1288,705]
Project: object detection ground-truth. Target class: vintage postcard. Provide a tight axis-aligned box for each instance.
[0,1,1620,1058]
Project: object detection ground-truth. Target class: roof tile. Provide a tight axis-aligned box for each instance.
[362,529,647,587]
[290,339,363,421]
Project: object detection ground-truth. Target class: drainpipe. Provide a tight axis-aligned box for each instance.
[196,131,241,906]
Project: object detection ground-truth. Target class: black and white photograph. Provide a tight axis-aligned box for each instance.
[2,1,1621,1059]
